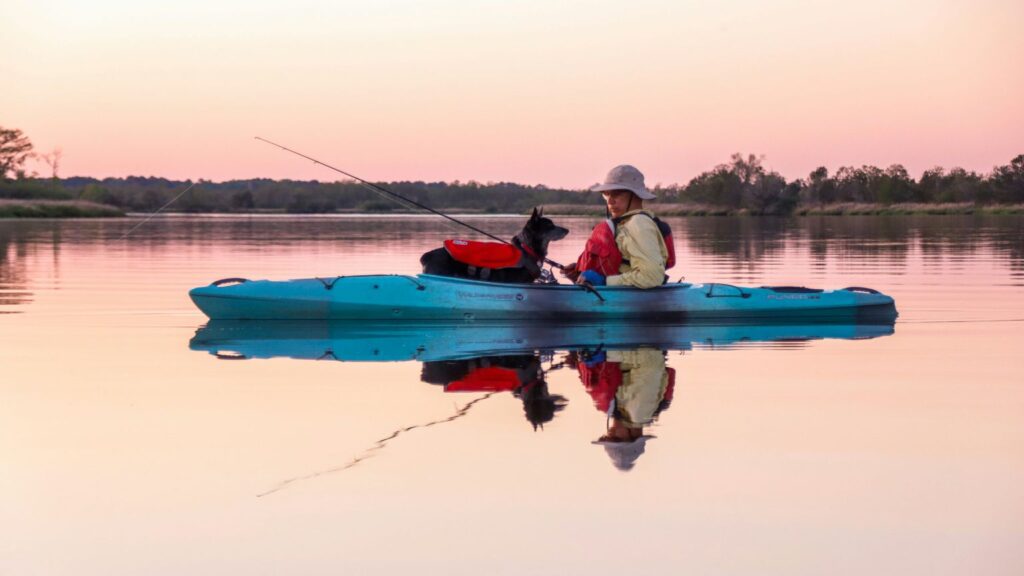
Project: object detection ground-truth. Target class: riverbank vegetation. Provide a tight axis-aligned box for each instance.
[3,125,1022,217]
[12,154,1014,217]
[0,199,125,218]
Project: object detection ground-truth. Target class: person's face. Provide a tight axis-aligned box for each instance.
[598,419,642,442]
[602,189,635,218]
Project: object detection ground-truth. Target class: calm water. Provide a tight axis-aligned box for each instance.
[2,214,1023,575]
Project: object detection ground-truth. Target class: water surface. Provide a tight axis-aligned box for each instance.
[2,215,1022,575]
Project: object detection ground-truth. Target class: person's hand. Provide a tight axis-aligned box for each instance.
[578,270,606,286]
[582,350,607,367]
[560,262,579,281]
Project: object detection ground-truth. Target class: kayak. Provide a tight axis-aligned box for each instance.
[189,274,897,322]
[189,319,895,363]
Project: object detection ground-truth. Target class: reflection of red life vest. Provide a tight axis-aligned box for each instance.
[577,360,677,413]
[576,214,676,276]
[445,366,521,392]
[577,360,623,412]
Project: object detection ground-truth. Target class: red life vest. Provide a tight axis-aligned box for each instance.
[444,239,523,269]
[576,213,675,276]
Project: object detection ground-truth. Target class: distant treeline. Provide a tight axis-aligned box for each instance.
[1,153,1021,215]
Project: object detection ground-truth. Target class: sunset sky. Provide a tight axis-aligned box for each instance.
[3,0,1022,188]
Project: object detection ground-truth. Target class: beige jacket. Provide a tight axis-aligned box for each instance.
[606,209,668,289]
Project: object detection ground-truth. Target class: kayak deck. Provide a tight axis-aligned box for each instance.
[189,274,897,322]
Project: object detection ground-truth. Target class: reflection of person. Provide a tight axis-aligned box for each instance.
[561,165,669,289]
[568,347,675,471]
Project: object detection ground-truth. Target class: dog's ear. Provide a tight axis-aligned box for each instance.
[530,206,539,220]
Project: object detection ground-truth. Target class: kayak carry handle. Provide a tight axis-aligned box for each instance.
[316,276,343,290]
[842,286,881,294]
[211,277,249,287]
[705,283,750,298]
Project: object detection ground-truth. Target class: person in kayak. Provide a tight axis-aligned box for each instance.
[562,164,670,288]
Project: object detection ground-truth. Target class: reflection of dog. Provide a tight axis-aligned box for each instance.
[421,355,567,430]
[419,207,568,284]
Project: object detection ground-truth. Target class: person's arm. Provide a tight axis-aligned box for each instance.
[606,217,666,288]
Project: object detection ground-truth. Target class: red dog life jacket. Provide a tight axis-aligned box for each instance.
[444,239,523,269]
[577,214,675,276]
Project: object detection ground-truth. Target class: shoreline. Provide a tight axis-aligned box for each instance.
[2,200,1022,219]
[0,199,125,218]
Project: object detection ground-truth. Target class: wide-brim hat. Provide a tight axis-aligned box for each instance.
[592,435,656,471]
[591,164,656,200]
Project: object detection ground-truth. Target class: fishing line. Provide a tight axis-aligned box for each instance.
[119,181,197,240]
[255,136,566,270]
[256,392,497,497]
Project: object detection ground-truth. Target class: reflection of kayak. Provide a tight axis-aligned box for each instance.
[188,320,895,362]
[189,274,897,322]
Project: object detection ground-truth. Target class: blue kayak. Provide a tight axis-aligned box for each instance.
[188,274,897,322]
[189,319,895,362]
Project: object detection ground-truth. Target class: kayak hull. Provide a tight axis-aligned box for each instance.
[189,274,897,322]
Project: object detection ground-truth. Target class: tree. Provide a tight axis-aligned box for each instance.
[745,171,792,214]
[876,164,915,204]
[0,127,34,180]
[920,167,982,203]
[683,167,743,207]
[801,166,837,205]
[990,155,1024,204]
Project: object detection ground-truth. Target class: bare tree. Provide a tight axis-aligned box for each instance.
[39,147,63,179]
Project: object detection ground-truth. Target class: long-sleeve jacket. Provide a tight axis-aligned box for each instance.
[606,209,668,289]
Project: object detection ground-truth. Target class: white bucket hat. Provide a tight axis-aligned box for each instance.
[592,436,654,471]
[591,164,656,200]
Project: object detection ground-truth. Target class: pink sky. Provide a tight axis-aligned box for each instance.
[2,0,1022,188]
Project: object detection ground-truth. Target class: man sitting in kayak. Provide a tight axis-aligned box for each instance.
[562,164,669,289]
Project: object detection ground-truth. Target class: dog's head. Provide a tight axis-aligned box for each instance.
[516,378,568,431]
[523,207,569,253]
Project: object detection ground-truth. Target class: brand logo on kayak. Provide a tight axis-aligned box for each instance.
[456,291,520,300]
[766,294,820,300]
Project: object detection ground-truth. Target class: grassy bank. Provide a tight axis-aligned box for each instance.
[542,202,1024,216]
[794,202,1024,215]
[0,199,125,218]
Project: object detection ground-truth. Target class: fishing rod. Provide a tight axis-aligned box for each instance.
[119,181,197,240]
[255,137,566,270]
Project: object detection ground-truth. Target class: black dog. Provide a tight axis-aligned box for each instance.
[420,207,568,284]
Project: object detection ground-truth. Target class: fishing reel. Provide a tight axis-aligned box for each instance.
[536,267,559,285]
